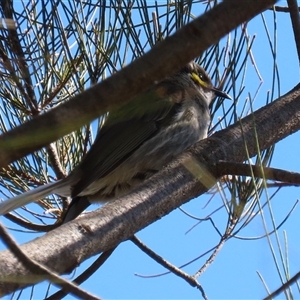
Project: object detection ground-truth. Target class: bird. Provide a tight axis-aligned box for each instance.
[0,61,231,223]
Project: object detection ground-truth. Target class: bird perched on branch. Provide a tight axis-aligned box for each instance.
[0,61,231,223]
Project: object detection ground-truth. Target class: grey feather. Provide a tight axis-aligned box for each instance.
[0,62,231,222]
[0,179,70,215]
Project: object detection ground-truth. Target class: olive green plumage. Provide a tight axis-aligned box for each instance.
[0,62,231,223]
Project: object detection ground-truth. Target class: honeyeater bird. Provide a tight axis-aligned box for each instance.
[0,61,231,223]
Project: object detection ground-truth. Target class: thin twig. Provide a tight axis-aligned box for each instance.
[216,161,300,185]
[263,270,300,300]
[3,213,58,232]
[1,4,38,113]
[193,219,237,278]
[0,223,101,300]
[45,144,66,179]
[130,236,208,300]
[271,5,300,12]
[287,0,300,63]
[46,248,116,300]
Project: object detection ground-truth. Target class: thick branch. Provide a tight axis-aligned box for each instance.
[0,0,277,167]
[216,161,300,184]
[0,81,299,295]
[287,0,300,63]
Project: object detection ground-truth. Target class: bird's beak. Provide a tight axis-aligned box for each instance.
[211,87,232,100]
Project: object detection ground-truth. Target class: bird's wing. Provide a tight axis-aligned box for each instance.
[71,80,184,197]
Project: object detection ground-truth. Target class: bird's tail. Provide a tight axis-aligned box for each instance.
[0,179,69,216]
[62,196,91,223]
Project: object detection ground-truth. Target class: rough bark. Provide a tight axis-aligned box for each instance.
[0,0,277,167]
[0,82,299,296]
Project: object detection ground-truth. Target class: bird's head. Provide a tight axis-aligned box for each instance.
[180,61,231,106]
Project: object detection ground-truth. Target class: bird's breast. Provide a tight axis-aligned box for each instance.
[82,101,210,202]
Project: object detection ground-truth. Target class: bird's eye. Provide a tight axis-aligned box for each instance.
[198,71,208,83]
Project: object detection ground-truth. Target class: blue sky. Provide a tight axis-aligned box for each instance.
[1,1,300,299]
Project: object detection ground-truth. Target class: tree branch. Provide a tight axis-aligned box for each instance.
[46,248,116,300]
[263,270,300,300]
[0,0,277,167]
[215,161,300,184]
[0,223,101,300]
[0,81,299,295]
[272,5,300,12]
[131,236,207,299]
[287,0,300,63]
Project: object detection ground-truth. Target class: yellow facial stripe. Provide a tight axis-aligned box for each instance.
[190,72,209,88]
